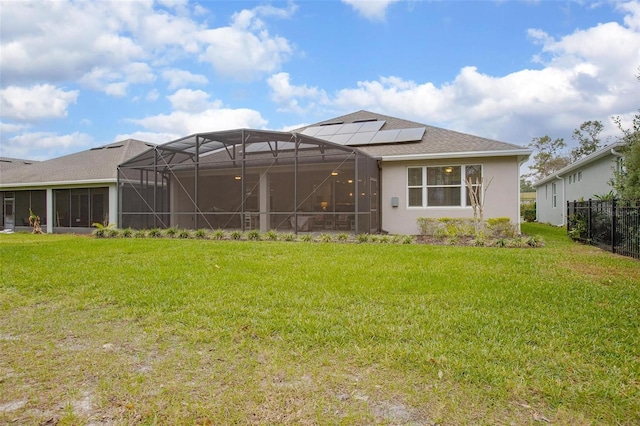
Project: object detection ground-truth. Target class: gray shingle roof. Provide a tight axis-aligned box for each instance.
[297,110,529,158]
[0,140,154,187]
[0,157,40,174]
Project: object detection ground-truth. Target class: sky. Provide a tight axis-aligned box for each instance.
[1,0,639,166]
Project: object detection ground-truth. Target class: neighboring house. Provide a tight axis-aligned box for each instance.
[533,141,626,226]
[118,110,531,235]
[0,140,154,233]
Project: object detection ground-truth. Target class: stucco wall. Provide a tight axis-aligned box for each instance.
[379,157,522,235]
[536,154,618,226]
[565,156,617,202]
[536,180,565,226]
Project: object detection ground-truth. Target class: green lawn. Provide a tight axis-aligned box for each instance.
[1,224,638,425]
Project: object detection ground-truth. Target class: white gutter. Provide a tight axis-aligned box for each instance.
[533,141,628,187]
[611,147,624,157]
[0,178,116,189]
[379,149,533,162]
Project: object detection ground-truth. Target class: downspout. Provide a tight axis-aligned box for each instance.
[517,157,527,233]
[555,174,566,226]
[611,148,624,157]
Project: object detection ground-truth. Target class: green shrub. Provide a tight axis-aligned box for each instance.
[246,230,261,241]
[319,233,333,243]
[148,228,162,238]
[107,228,120,238]
[230,231,243,240]
[211,229,226,240]
[178,230,191,239]
[300,234,314,242]
[355,234,369,243]
[417,217,474,237]
[194,229,208,239]
[164,227,178,238]
[472,236,487,247]
[494,238,507,248]
[121,228,133,238]
[526,235,544,247]
[264,230,278,241]
[486,217,517,238]
[523,203,537,222]
[134,229,147,238]
[401,235,414,244]
[337,233,349,242]
[281,232,296,242]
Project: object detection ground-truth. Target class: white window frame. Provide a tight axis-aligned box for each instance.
[552,182,557,208]
[406,164,483,209]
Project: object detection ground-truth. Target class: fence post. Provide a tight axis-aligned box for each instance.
[611,199,616,254]
[587,199,592,241]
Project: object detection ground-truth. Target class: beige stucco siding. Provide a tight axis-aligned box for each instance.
[379,157,521,235]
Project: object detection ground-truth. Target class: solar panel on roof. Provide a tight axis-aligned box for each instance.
[315,124,343,136]
[300,127,322,137]
[344,132,376,146]
[326,134,354,145]
[396,127,426,142]
[358,120,385,132]
[345,127,426,146]
[299,121,424,147]
[336,122,364,134]
[370,129,401,144]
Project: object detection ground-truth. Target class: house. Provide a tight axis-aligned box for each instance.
[2,111,531,235]
[0,140,154,233]
[118,111,531,235]
[532,141,626,226]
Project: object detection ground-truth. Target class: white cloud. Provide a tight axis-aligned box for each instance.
[197,6,294,80]
[267,73,328,113]
[0,85,79,121]
[342,0,400,21]
[167,89,221,112]
[0,122,28,134]
[0,1,295,88]
[77,62,155,96]
[162,69,209,89]
[2,131,93,161]
[129,108,268,136]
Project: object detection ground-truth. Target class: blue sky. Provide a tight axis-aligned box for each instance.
[1,0,639,164]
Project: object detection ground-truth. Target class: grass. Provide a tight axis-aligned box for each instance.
[0,223,639,425]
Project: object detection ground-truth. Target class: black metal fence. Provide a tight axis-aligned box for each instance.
[567,199,640,259]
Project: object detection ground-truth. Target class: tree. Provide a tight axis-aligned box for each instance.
[570,120,603,162]
[611,70,640,200]
[28,209,43,234]
[466,175,494,235]
[612,114,640,200]
[526,135,570,181]
[520,178,535,193]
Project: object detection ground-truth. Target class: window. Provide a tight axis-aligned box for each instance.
[407,167,424,207]
[552,182,557,208]
[578,171,582,181]
[407,165,482,208]
[54,187,109,227]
